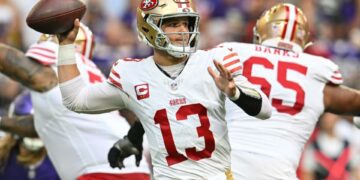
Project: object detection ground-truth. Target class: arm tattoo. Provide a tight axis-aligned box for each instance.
[0,115,38,137]
[0,44,58,92]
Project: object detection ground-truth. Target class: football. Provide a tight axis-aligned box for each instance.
[26,0,86,34]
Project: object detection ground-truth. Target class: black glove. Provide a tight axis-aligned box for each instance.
[108,121,145,169]
[108,136,140,169]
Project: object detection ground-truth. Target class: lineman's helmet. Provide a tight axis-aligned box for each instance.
[38,23,95,59]
[253,3,311,52]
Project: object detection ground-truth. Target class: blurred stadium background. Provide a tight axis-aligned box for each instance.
[0,0,360,178]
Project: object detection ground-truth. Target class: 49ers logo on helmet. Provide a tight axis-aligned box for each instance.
[140,0,158,11]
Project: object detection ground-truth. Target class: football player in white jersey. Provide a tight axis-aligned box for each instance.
[218,3,360,179]
[55,0,272,179]
[86,3,360,180]
[0,24,150,179]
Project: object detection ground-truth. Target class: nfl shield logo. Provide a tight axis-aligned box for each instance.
[140,0,158,11]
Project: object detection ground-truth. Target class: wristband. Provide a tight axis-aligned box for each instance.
[58,44,76,65]
[231,87,262,116]
[229,87,241,101]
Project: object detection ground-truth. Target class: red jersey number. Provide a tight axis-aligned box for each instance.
[154,104,215,166]
[243,56,308,115]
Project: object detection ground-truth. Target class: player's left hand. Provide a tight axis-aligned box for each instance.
[208,60,237,97]
[107,136,141,169]
[56,19,80,45]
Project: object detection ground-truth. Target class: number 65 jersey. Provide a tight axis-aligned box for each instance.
[220,42,343,179]
[107,47,254,179]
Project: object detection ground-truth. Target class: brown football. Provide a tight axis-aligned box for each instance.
[26,0,86,34]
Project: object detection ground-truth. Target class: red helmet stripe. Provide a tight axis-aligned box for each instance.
[177,0,190,9]
[78,26,87,57]
[83,26,93,59]
[89,35,95,59]
[78,24,94,60]
[281,6,290,39]
[283,4,297,41]
[290,7,299,41]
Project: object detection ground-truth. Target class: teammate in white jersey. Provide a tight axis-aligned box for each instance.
[55,0,272,179]
[0,24,150,179]
[218,3,360,179]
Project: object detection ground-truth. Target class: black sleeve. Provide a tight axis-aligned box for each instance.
[231,87,262,116]
[127,121,145,146]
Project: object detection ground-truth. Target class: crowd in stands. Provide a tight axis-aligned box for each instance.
[0,0,359,179]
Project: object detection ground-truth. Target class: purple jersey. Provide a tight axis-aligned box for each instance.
[11,91,33,116]
[0,149,60,180]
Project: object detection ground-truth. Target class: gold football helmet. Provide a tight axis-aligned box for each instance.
[253,3,311,52]
[38,23,95,59]
[75,23,95,59]
[137,0,200,58]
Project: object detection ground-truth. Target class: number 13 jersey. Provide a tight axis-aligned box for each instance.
[108,47,249,179]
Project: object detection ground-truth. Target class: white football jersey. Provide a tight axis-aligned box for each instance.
[220,42,343,179]
[107,47,250,179]
[25,41,150,179]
